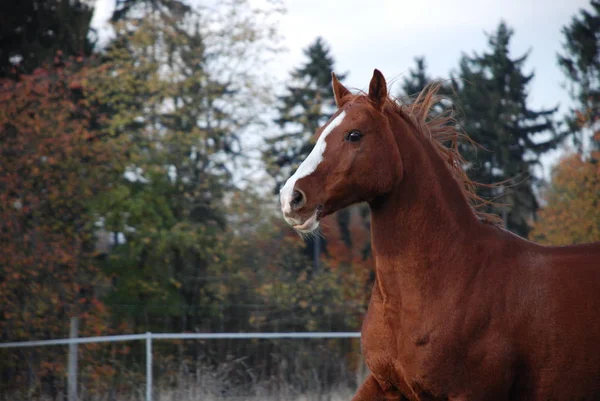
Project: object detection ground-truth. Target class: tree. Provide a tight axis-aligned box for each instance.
[558,0,600,152]
[320,209,373,309]
[109,0,191,22]
[0,0,96,78]
[221,187,368,391]
[90,0,282,334]
[264,37,347,270]
[400,56,433,99]
[265,37,347,191]
[529,153,600,245]
[0,55,116,396]
[450,22,563,237]
[398,56,449,119]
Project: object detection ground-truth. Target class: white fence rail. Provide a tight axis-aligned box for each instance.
[0,324,361,401]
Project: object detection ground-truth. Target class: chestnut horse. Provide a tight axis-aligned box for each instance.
[280,69,600,401]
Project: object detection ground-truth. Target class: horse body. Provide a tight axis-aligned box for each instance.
[361,108,600,400]
[279,69,600,401]
[362,224,600,400]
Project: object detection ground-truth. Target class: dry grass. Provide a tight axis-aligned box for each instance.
[4,383,358,401]
[3,360,368,401]
[2,340,369,401]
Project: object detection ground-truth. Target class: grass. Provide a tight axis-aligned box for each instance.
[3,359,369,401]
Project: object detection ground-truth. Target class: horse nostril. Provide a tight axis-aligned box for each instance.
[290,190,305,210]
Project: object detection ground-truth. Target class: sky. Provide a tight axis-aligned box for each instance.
[91,0,594,180]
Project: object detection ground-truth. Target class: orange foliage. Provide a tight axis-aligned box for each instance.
[530,153,600,246]
[0,55,118,394]
[321,205,374,306]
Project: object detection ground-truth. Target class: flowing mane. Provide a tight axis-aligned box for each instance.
[387,83,503,226]
[346,83,502,225]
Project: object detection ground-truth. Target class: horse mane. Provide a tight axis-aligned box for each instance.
[395,83,503,225]
[371,83,503,226]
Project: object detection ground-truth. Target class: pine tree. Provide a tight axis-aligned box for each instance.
[109,0,191,22]
[265,37,347,190]
[400,56,433,98]
[398,56,449,117]
[264,37,347,271]
[0,0,96,78]
[558,0,600,152]
[451,22,563,237]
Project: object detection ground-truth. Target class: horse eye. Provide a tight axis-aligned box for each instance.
[345,130,362,143]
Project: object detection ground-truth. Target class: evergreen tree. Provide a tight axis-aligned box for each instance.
[451,22,563,237]
[265,37,347,190]
[400,56,433,98]
[264,37,347,271]
[110,0,191,22]
[558,0,600,152]
[398,56,449,117]
[0,0,96,78]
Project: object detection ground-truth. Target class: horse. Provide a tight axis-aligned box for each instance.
[279,69,600,401]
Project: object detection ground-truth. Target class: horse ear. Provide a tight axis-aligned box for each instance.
[331,72,351,107]
[368,69,387,110]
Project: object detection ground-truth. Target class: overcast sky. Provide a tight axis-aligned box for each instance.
[91,0,594,179]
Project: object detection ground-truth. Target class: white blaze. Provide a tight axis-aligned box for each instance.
[280,111,347,214]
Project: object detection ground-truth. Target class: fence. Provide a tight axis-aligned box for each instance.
[0,319,362,401]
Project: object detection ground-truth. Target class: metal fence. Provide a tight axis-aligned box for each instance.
[0,321,361,401]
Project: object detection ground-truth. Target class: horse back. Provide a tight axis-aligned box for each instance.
[507,240,600,400]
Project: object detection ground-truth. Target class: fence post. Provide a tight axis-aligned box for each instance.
[68,317,79,401]
[146,332,152,401]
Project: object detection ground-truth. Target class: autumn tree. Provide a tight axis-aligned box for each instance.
[0,55,116,396]
[451,22,563,237]
[529,153,600,245]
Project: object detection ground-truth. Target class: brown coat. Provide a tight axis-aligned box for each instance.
[280,69,600,401]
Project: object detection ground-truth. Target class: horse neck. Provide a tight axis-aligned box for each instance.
[368,112,482,304]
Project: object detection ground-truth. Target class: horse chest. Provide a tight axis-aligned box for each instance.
[361,300,452,398]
